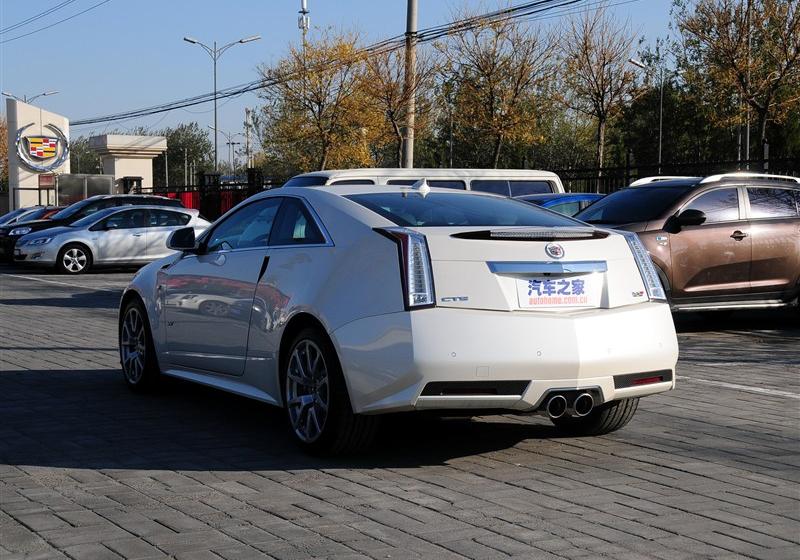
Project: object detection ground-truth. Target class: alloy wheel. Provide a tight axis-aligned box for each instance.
[120,307,146,384]
[62,248,87,273]
[286,339,330,443]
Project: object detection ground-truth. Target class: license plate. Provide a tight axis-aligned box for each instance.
[516,274,601,308]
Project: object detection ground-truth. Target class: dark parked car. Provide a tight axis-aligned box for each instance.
[0,195,183,262]
[575,172,800,312]
[518,193,604,216]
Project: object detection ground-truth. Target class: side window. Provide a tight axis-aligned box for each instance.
[205,198,282,253]
[386,179,466,190]
[684,188,740,223]
[331,179,374,185]
[471,180,510,196]
[428,180,465,190]
[509,181,554,196]
[269,198,326,246]
[103,209,147,230]
[747,187,799,219]
[149,210,191,227]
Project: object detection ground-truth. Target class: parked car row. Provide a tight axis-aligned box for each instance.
[1,194,210,273]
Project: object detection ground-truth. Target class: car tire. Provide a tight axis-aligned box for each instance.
[551,397,639,436]
[119,298,160,392]
[57,243,92,274]
[282,327,378,455]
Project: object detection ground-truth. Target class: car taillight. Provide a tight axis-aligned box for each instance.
[620,231,667,302]
[376,227,435,310]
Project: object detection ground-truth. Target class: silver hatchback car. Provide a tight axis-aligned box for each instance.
[15,205,210,273]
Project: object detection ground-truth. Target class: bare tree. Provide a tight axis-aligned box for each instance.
[364,49,438,167]
[439,13,558,168]
[675,0,800,161]
[561,5,638,171]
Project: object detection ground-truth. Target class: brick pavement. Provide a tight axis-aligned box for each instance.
[1,268,798,559]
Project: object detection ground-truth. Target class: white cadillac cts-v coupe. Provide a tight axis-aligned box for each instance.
[119,184,679,453]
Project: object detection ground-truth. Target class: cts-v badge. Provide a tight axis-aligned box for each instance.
[441,296,469,302]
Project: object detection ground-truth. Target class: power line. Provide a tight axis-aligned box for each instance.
[72,0,589,126]
[0,0,113,44]
[0,0,79,34]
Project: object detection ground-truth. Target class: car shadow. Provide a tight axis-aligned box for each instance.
[0,369,557,471]
[0,290,122,309]
[673,308,798,333]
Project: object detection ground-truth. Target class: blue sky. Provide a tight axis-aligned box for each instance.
[1,0,673,140]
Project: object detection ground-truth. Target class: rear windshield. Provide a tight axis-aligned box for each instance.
[576,186,694,224]
[346,192,578,227]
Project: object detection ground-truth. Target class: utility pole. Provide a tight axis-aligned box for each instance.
[298,0,310,46]
[165,150,169,187]
[401,0,418,168]
[184,148,188,185]
[244,108,252,169]
[657,67,664,175]
[745,0,751,167]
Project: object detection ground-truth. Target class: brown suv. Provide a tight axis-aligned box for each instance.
[575,173,800,312]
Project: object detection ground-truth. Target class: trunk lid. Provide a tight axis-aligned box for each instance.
[418,226,648,312]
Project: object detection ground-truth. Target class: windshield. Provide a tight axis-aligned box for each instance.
[575,186,693,224]
[0,208,29,224]
[346,192,579,227]
[71,208,118,228]
[50,199,94,221]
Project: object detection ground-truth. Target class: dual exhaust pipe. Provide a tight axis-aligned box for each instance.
[545,392,594,419]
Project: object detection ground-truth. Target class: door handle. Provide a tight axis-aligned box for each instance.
[730,230,748,241]
[132,233,143,237]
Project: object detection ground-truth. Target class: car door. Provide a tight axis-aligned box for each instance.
[669,186,751,299]
[91,208,149,263]
[243,197,331,401]
[162,197,282,376]
[146,209,192,259]
[745,186,800,296]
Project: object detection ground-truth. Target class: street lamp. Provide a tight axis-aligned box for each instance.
[2,90,59,104]
[184,34,261,171]
[208,125,243,177]
[629,58,668,174]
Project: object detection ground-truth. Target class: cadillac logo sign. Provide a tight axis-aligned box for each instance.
[15,122,69,172]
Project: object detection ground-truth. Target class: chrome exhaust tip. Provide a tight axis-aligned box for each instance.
[546,394,568,419]
[572,393,594,417]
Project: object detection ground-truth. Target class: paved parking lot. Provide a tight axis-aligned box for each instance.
[1,266,798,560]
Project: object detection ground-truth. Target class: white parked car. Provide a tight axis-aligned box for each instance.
[119,183,678,454]
[284,167,566,195]
[16,206,210,274]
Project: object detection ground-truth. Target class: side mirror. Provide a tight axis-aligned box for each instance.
[676,208,706,227]
[167,227,198,252]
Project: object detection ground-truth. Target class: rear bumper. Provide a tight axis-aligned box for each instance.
[331,302,679,414]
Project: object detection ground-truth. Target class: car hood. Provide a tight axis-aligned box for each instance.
[2,218,67,235]
[21,226,74,240]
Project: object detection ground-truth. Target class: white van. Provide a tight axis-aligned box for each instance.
[282,168,565,196]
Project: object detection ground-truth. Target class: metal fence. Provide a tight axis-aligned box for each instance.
[135,170,283,220]
[553,157,800,194]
